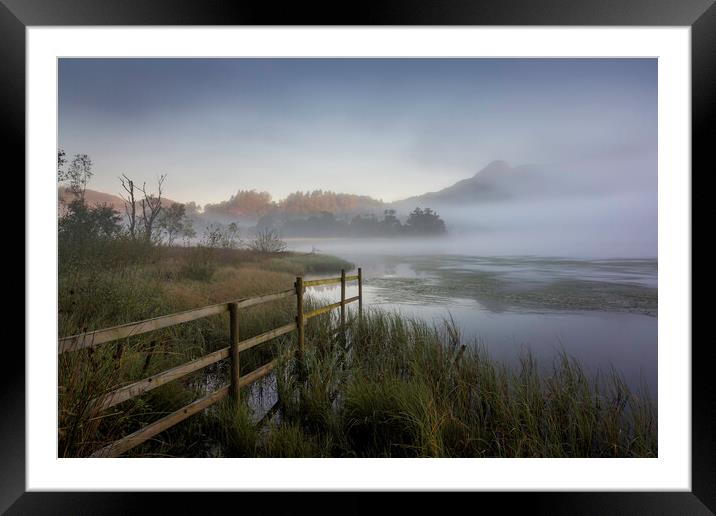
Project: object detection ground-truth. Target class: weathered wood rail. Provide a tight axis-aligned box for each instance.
[59,268,363,458]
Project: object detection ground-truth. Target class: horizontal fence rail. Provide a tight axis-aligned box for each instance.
[89,385,231,458]
[86,347,231,415]
[237,321,298,353]
[61,268,363,457]
[58,304,228,353]
[58,289,296,354]
[304,300,344,320]
[302,275,358,287]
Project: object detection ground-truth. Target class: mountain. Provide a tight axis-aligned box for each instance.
[393,156,653,212]
[393,160,551,209]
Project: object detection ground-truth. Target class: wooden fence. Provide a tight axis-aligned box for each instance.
[58,268,363,458]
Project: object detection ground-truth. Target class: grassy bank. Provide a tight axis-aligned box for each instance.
[201,309,656,458]
[58,241,656,458]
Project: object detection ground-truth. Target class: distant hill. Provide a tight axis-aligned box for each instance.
[392,160,554,209]
[58,187,179,215]
[392,157,645,213]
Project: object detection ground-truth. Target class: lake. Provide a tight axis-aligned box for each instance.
[286,238,658,396]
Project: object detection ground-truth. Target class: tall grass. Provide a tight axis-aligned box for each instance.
[247,309,657,458]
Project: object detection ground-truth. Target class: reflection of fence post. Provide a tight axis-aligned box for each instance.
[358,267,363,320]
[229,302,240,404]
[295,277,305,365]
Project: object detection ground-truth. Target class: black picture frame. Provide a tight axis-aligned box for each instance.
[6,0,711,513]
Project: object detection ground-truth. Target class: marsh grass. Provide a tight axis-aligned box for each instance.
[58,240,656,458]
[253,309,657,458]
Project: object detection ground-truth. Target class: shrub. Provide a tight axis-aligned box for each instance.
[201,222,243,249]
[249,228,287,254]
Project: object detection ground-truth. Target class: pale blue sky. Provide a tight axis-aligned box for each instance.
[58,58,657,206]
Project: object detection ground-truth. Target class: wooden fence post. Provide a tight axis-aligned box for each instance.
[229,302,240,404]
[295,277,304,362]
[340,269,346,344]
[340,269,346,326]
[358,267,363,320]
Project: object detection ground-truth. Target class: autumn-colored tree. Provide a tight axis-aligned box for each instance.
[278,190,382,215]
[204,189,272,217]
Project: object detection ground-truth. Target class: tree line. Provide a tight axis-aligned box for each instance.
[57,149,447,251]
[203,188,384,218]
[258,208,447,238]
[57,149,290,255]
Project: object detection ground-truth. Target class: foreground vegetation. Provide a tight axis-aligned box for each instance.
[58,240,656,458]
[206,310,656,458]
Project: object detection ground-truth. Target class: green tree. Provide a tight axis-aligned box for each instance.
[405,207,446,235]
[57,148,67,180]
[381,209,402,235]
[181,217,197,246]
[158,203,189,246]
[58,199,122,244]
[59,154,93,202]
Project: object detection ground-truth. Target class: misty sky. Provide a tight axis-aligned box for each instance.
[58,58,656,206]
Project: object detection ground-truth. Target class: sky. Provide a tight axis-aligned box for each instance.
[58,58,657,206]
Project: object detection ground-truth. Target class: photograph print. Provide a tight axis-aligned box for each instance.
[57,57,657,459]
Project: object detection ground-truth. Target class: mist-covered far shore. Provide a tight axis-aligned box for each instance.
[283,232,656,261]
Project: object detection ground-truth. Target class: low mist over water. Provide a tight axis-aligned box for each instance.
[287,228,655,259]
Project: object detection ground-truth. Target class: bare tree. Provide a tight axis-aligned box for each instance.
[138,174,167,242]
[119,174,138,239]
